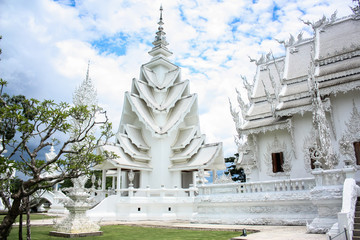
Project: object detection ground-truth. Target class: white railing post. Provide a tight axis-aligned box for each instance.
[189,184,195,197]
[312,169,323,187]
[146,186,150,197]
[160,185,165,197]
[129,186,134,197]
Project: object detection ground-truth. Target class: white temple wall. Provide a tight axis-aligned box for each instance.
[248,90,360,183]
[140,170,149,188]
[140,125,182,188]
[255,129,293,181]
[148,137,171,188]
[88,195,196,221]
[172,171,182,188]
[330,90,360,181]
[291,112,315,178]
[193,191,317,225]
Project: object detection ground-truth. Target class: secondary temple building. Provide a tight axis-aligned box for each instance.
[231,10,360,182]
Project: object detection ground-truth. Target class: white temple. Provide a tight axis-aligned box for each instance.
[230,8,360,183]
[195,6,360,238]
[87,6,224,221]
[74,4,360,239]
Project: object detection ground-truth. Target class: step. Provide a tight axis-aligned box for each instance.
[354,230,360,236]
[355,223,360,229]
[355,217,360,224]
[356,211,360,218]
[354,237,360,240]
[356,205,360,211]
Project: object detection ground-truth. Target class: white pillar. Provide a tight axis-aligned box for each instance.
[112,176,115,189]
[192,171,197,187]
[102,169,106,191]
[213,170,217,183]
[116,168,121,195]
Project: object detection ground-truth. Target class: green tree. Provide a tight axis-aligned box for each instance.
[0,79,115,239]
[224,154,246,182]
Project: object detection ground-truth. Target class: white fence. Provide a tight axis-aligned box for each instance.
[92,185,197,203]
[198,178,316,195]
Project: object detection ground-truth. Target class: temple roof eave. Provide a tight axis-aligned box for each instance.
[135,78,189,113]
[170,135,205,163]
[171,126,198,150]
[94,145,152,171]
[123,124,150,151]
[169,142,225,171]
[148,45,173,58]
[239,117,291,135]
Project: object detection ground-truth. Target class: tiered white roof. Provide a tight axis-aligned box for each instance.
[96,6,224,179]
[234,11,360,136]
[232,9,360,170]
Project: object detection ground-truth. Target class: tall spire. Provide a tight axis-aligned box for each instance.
[73,60,98,107]
[153,5,168,47]
[148,5,173,58]
[85,60,90,82]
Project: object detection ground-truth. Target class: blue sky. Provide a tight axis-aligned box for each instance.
[0,0,353,157]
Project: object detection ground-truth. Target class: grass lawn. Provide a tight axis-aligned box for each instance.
[0,213,56,223]
[8,225,243,240]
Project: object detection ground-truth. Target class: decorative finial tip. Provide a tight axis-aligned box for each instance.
[86,60,91,81]
[159,4,163,21]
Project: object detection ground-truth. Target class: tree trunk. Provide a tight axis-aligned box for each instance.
[26,196,31,240]
[0,197,22,240]
[19,212,23,240]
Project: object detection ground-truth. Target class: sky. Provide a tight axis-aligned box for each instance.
[0,0,354,158]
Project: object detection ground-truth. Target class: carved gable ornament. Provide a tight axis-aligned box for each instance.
[264,135,292,176]
[339,101,360,166]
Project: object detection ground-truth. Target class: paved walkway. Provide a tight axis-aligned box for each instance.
[25,217,328,240]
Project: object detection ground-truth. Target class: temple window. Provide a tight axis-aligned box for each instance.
[272,152,284,173]
[309,147,316,169]
[181,171,193,188]
[354,142,360,165]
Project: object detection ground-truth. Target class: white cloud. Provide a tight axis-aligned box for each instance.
[0,0,353,158]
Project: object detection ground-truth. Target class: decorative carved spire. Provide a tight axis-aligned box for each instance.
[148,5,173,58]
[229,98,241,128]
[351,0,360,17]
[307,47,337,169]
[235,88,248,120]
[73,61,98,107]
[153,5,168,47]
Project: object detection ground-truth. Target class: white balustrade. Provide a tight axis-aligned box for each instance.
[92,186,197,202]
[198,178,315,195]
[312,168,348,187]
[198,167,353,196]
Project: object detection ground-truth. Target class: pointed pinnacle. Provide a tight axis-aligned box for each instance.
[86,60,90,81]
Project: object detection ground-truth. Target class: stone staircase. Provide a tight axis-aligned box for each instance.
[354,198,360,240]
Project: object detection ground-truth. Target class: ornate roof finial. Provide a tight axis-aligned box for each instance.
[153,4,168,47]
[160,4,163,22]
[351,0,360,17]
[86,60,90,82]
[148,5,173,58]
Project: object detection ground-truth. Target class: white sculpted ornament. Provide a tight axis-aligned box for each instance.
[51,175,101,235]
[339,101,360,166]
[307,47,337,169]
